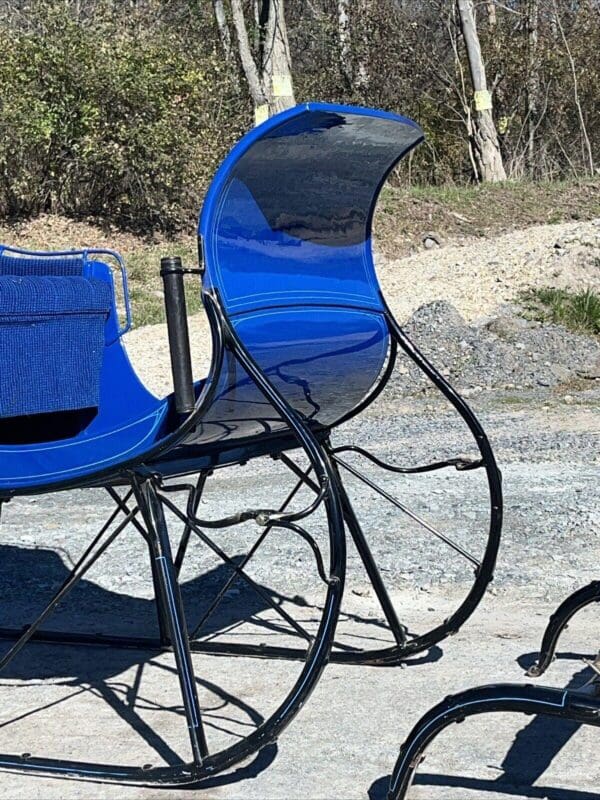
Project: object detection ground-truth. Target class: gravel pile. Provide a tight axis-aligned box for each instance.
[392,300,600,398]
[380,218,600,323]
[126,219,600,400]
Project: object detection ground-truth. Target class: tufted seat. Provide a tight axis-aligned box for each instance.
[0,250,166,489]
[0,274,111,418]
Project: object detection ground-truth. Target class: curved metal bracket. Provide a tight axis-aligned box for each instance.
[528,581,600,677]
[388,683,600,799]
[331,444,483,474]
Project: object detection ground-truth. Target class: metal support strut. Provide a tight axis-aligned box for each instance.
[527,581,600,678]
[388,683,600,799]
[133,476,209,765]
[0,289,346,786]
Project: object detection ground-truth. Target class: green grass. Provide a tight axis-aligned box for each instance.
[126,241,201,327]
[520,286,600,337]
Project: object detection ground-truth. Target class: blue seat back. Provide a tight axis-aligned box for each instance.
[0,253,85,276]
[198,103,423,428]
[0,248,126,421]
[0,246,166,489]
[0,274,111,418]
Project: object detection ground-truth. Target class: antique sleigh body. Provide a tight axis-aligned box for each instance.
[0,103,504,786]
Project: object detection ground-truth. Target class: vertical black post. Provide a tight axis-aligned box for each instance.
[136,478,209,765]
[148,543,172,648]
[160,256,196,417]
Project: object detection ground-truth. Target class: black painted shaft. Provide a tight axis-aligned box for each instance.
[160,256,195,416]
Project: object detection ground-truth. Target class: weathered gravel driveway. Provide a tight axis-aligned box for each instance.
[1,391,598,799]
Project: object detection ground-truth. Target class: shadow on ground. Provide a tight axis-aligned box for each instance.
[0,542,440,787]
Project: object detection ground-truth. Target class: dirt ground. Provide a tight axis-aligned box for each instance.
[1,595,599,800]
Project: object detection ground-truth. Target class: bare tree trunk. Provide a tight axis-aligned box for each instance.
[338,0,352,87]
[355,0,370,94]
[230,0,268,112]
[223,0,295,124]
[261,0,295,116]
[549,3,560,39]
[552,0,594,177]
[487,1,496,27]
[456,0,507,181]
[525,0,540,175]
[213,0,233,62]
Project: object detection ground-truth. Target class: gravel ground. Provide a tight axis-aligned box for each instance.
[2,595,600,800]
[1,220,599,798]
[1,398,599,799]
[395,300,600,400]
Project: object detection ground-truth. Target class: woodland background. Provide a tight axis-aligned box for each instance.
[0,0,598,233]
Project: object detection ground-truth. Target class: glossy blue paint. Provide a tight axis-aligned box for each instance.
[181,307,389,448]
[0,103,423,492]
[200,103,422,314]
[0,250,166,491]
[189,102,423,442]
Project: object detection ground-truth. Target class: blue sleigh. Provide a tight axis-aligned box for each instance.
[0,104,503,787]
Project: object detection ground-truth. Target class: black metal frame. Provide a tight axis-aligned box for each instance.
[123,277,502,669]
[175,302,502,666]
[527,581,600,678]
[0,290,347,786]
[388,582,600,798]
[0,276,503,785]
[387,683,600,799]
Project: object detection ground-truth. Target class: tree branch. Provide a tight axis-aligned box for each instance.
[230,0,268,107]
[212,0,233,62]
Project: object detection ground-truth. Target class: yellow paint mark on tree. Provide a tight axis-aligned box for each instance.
[474,90,493,111]
[272,74,293,97]
[254,104,269,126]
